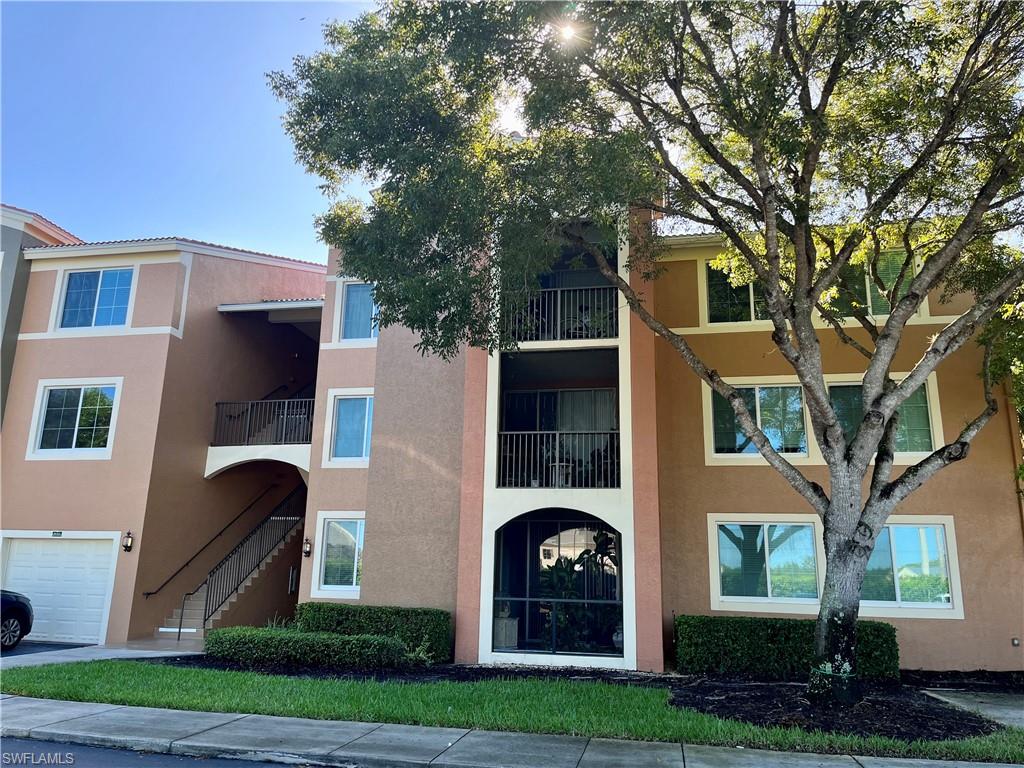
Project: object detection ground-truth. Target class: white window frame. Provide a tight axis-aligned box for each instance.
[707,513,964,619]
[310,510,365,599]
[704,264,765,326]
[685,254,943,335]
[705,379,811,463]
[701,372,943,467]
[25,377,124,461]
[324,277,378,349]
[56,266,136,331]
[321,387,374,468]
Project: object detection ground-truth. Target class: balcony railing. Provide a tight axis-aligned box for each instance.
[498,430,621,488]
[505,286,618,342]
[212,399,314,447]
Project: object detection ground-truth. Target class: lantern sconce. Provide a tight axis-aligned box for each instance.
[121,530,135,553]
[302,538,313,558]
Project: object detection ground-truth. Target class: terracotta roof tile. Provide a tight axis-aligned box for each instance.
[1,203,83,243]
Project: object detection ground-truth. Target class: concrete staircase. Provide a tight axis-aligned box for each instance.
[155,521,301,639]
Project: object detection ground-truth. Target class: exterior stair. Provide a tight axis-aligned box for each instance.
[155,491,305,639]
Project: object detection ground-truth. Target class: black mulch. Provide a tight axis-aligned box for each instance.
[147,656,1011,742]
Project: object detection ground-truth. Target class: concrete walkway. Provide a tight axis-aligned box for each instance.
[925,690,1024,729]
[0,696,1019,768]
[1,639,202,670]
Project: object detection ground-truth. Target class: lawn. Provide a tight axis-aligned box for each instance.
[3,661,1023,764]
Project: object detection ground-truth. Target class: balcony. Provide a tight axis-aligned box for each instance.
[497,349,620,489]
[212,399,315,446]
[205,398,314,481]
[498,430,621,488]
[505,285,618,343]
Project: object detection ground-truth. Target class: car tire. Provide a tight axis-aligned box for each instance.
[1,614,24,650]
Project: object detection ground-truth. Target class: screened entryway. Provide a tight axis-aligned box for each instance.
[493,509,623,656]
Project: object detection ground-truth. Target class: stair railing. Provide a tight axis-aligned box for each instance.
[176,486,306,640]
[144,484,278,599]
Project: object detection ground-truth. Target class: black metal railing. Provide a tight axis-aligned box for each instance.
[176,487,305,639]
[492,597,624,656]
[497,430,620,488]
[505,286,618,342]
[211,399,314,446]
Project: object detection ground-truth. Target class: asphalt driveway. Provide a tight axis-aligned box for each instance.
[1,641,91,657]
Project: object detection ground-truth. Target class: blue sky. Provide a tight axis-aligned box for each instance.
[2,1,374,264]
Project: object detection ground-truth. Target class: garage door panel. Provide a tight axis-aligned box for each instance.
[2,537,115,644]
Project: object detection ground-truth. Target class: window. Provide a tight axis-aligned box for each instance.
[331,396,373,460]
[829,384,934,453]
[341,283,378,340]
[709,514,962,618]
[717,523,818,600]
[863,525,952,607]
[835,251,911,316]
[707,265,769,323]
[60,268,133,328]
[28,379,122,460]
[312,512,365,598]
[712,385,807,455]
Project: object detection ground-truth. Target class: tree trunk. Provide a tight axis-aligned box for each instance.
[811,489,872,705]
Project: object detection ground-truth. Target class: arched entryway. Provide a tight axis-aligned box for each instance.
[493,508,623,657]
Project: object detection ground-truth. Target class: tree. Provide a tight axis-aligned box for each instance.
[271,1,1024,700]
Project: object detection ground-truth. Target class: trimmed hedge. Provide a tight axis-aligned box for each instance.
[295,602,453,663]
[205,627,408,671]
[675,615,899,681]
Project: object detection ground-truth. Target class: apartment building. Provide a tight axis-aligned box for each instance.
[1,204,1021,673]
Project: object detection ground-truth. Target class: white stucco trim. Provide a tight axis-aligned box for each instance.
[321,387,374,469]
[705,513,965,620]
[25,377,124,461]
[0,529,121,645]
[204,443,311,479]
[309,510,365,599]
[323,278,378,349]
[476,240,638,670]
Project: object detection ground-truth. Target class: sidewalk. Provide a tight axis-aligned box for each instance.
[1,696,1019,768]
[0,638,202,670]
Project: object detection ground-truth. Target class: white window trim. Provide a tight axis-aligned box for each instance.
[25,377,124,461]
[323,277,378,349]
[706,513,964,620]
[310,510,364,599]
[321,387,374,469]
[685,255,939,334]
[52,265,138,333]
[701,372,944,467]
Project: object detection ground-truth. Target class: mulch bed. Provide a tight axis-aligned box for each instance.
[147,655,1010,742]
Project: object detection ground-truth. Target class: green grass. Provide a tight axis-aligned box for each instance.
[3,661,1022,763]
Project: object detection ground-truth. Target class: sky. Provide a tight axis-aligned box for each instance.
[2,1,375,264]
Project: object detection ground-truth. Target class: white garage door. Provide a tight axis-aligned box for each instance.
[2,537,116,644]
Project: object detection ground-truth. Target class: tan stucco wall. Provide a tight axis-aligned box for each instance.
[1,333,170,642]
[2,248,326,642]
[359,327,466,611]
[651,250,1024,671]
[131,253,323,637]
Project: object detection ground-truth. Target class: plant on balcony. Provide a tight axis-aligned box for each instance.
[272,2,1024,704]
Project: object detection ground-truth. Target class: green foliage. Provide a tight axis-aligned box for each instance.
[204,627,408,671]
[674,615,899,681]
[294,602,453,663]
[6,661,1024,762]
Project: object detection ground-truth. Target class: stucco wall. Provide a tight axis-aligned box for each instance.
[651,249,1024,671]
[359,327,466,611]
[131,252,323,637]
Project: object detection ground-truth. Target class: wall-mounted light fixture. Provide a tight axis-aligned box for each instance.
[302,537,312,558]
[121,530,135,553]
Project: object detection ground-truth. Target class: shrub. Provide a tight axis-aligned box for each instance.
[294,602,453,663]
[205,627,408,671]
[674,615,899,681]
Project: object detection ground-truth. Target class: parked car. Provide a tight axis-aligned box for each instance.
[1,590,33,650]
